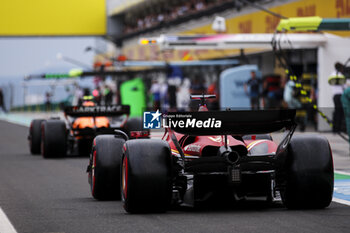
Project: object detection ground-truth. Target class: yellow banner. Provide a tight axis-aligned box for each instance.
[123,0,350,61]
[187,0,350,35]
[0,0,106,36]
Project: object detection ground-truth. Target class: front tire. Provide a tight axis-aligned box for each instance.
[121,139,172,213]
[281,135,333,209]
[41,120,67,158]
[89,135,125,200]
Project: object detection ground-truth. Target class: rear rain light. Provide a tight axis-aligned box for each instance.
[130,131,150,139]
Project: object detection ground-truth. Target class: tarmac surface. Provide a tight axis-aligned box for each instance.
[0,118,350,233]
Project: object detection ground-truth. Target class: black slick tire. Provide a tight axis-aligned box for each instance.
[121,139,172,213]
[282,134,333,209]
[29,119,45,154]
[90,135,125,200]
[41,120,67,158]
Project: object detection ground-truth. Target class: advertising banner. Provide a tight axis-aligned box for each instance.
[0,0,106,36]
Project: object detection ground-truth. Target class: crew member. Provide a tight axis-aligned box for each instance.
[0,88,6,112]
[244,71,261,110]
[341,87,350,149]
[330,62,346,133]
[45,92,52,111]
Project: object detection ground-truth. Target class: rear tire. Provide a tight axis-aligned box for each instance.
[41,120,67,158]
[121,139,172,213]
[281,135,333,209]
[90,135,125,200]
[29,119,45,155]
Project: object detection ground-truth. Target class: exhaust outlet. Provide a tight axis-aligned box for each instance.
[218,146,240,164]
[225,151,240,164]
[223,151,240,164]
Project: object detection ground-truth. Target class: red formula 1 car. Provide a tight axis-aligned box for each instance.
[88,95,333,213]
[28,103,146,158]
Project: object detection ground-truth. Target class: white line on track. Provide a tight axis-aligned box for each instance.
[332,198,350,206]
[0,207,17,233]
[334,170,350,176]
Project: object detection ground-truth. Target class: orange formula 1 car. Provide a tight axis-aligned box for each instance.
[28,104,147,158]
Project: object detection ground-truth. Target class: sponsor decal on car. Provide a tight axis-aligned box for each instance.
[143,110,162,129]
[163,117,221,128]
[143,110,222,129]
[73,105,125,113]
[184,144,201,152]
[208,136,229,143]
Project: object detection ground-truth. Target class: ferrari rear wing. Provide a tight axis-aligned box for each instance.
[165,109,296,135]
[64,105,130,117]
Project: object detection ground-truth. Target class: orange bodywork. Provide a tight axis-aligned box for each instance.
[72,100,110,130]
[72,116,110,139]
[72,117,110,129]
[70,101,111,139]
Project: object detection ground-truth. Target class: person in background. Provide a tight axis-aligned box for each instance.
[45,92,52,111]
[244,71,261,110]
[150,79,161,110]
[92,86,102,105]
[177,78,191,111]
[159,78,168,112]
[167,83,178,111]
[341,86,350,149]
[190,75,206,111]
[283,79,302,109]
[331,62,346,133]
[104,85,113,105]
[207,79,219,110]
[73,85,84,106]
[262,74,282,109]
[0,88,6,112]
[167,65,183,111]
[190,75,206,95]
[338,62,350,149]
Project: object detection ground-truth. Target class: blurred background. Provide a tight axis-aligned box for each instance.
[1,0,350,133]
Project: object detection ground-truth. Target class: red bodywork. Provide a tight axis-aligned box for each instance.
[162,103,278,159]
[163,131,277,159]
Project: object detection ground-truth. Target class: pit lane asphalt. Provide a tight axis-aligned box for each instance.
[0,120,350,233]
